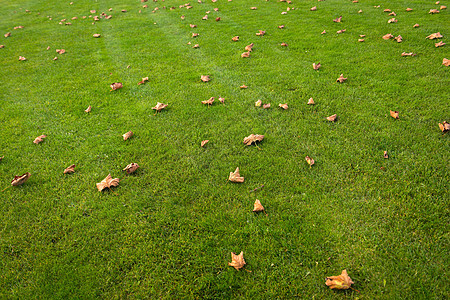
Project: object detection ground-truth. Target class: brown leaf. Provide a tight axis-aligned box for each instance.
[429,9,440,14]
[358,9,363,13]
[394,35,402,43]
[201,75,210,82]
[426,32,443,39]
[279,103,288,110]
[441,5,447,9]
[383,33,394,40]
[413,24,420,28]
[438,121,450,132]
[278,25,285,29]
[384,9,391,12]
[383,151,389,159]
[152,102,168,112]
[327,114,337,122]
[390,110,399,119]
[138,77,149,85]
[263,103,271,109]
[64,164,76,174]
[401,52,416,57]
[250,7,257,10]
[93,34,101,38]
[123,163,139,174]
[443,58,450,66]
[202,97,215,105]
[229,167,244,183]
[110,82,123,91]
[435,41,445,47]
[307,98,315,105]
[123,131,133,141]
[241,51,250,58]
[190,24,197,28]
[243,134,264,146]
[256,30,265,36]
[406,8,413,12]
[192,33,199,38]
[311,6,317,11]
[305,156,315,167]
[255,99,262,107]
[56,49,66,54]
[0,45,4,49]
[216,17,221,21]
[14,26,24,29]
[193,44,199,48]
[96,174,119,191]
[201,140,209,147]
[4,32,11,38]
[336,29,346,34]
[11,172,31,186]
[202,15,208,20]
[336,74,347,83]
[321,30,327,34]
[388,18,397,23]
[33,135,46,144]
[240,84,248,89]
[326,269,354,290]
[245,43,254,51]
[228,251,246,270]
[389,12,397,16]
[219,97,225,104]
[358,39,365,42]
[19,56,26,61]
[53,57,58,61]
[313,63,321,70]
[181,15,185,20]
[281,42,288,47]
[253,199,265,212]
[232,36,239,41]
[333,16,342,22]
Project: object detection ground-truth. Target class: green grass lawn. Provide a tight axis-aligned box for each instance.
[0,0,448,298]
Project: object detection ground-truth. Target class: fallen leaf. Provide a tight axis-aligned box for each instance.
[240,84,248,89]
[202,97,215,105]
[326,270,354,290]
[245,43,254,51]
[241,51,250,58]
[311,6,317,11]
[443,58,450,66]
[305,156,315,167]
[426,32,443,39]
[413,24,419,28]
[123,131,133,141]
[110,82,123,91]
[313,63,321,70]
[327,114,337,122]
[228,251,246,270]
[190,24,197,28]
[123,163,139,174]
[64,164,76,174]
[389,12,397,16]
[0,45,4,49]
[383,33,394,40]
[253,199,265,212]
[216,17,221,21]
[152,102,168,112]
[250,7,257,10]
[121,9,127,13]
[0,156,3,161]
[256,30,265,36]
[96,174,119,191]
[202,15,208,20]
[4,32,11,37]
[14,26,24,29]
[358,9,363,13]
[193,44,199,48]
[358,39,365,42]
[201,140,209,147]
[138,77,149,85]
[441,5,447,9]
[321,30,326,34]
[278,25,285,29]
[429,9,440,14]
[406,8,413,12]
[181,15,185,20]
[53,57,58,61]
[336,74,347,83]
[90,9,96,13]
[201,75,210,82]
[255,99,262,107]
[279,103,288,110]
[229,167,244,183]
[232,36,239,41]
[401,52,416,57]
[388,18,397,23]
[219,97,225,104]
[19,56,26,61]
[307,98,315,105]
[337,29,346,34]
[93,34,101,38]
[243,134,264,146]
[263,103,271,109]
[33,135,46,144]
[333,16,342,22]
[383,151,389,159]
[281,42,288,47]
[435,41,445,47]
[11,172,31,186]
[390,110,399,119]
[192,33,199,38]
[394,35,402,43]
[439,121,450,132]
[281,11,287,15]
[384,9,391,12]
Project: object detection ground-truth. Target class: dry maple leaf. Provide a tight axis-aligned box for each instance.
[123,163,139,174]
[123,131,133,141]
[202,97,215,105]
[279,103,288,110]
[64,164,76,174]
[388,18,397,23]
[138,77,149,85]
[93,34,101,38]
[240,84,248,89]
[383,151,389,159]
[96,174,119,191]
[229,167,244,183]
[245,43,254,51]
[333,16,342,22]
[201,140,209,147]
[305,156,315,168]
[85,105,91,112]
[256,30,265,36]
[311,6,317,11]
[401,52,416,57]
[327,114,337,122]
[394,35,403,43]
[336,74,347,83]
[439,121,450,132]
[307,98,315,105]
[313,63,321,70]
[232,36,239,41]
[390,110,399,119]
[429,9,440,14]
[110,82,123,91]
[11,172,31,186]
[443,58,450,66]
[19,56,26,61]
[326,269,354,290]
[228,251,246,270]
[255,99,262,107]
[435,41,445,47]
[426,32,443,39]
[56,49,66,54]
[253,199,265,213]
[33,135,46,144]
[243,134,264,146]
[383,33,394,40]
[241,51,250,58]
[201,75,210,82]
[263,103,271,109]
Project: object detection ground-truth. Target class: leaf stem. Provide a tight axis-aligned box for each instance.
[1,186,11,192]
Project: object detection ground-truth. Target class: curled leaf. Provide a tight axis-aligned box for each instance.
[438,121,450,132]
[429,9,440,14]
[123,163,139,174]
[413,24,419,28]
[333,16,342,22]
[384,9,391,12]
[53,57,58,61]
[19,56,26,61]
[201,75,210,82]
[358,39,365,42]
[64,164,76,174]
[327,114,337,122]
[216,17,221,21]
[193,44,199,48]
[96,174,119,191]
[240,84,248,89]
[255,99,262,107]
[56,49,66,54]
[278,25,285,29]
[245,43,254,51]
[241,51,250,58]
[93,34,101,38]
[313,63,321,70]
[253,199,265,212]
[201,140,209,147]
[389,12,397,16]
[310,6,317,11]
[232,36,239,41]
[263,103,271,109]
[202,97,215,105]
[4,32,11,38]
[390,110,399,119]
[123,131,133,140]
[0,45,4,49]
[305,156,315,167]
[190,24,197,28]
[228,251,246,270]
[256,30,265,36]
[336,29,346,34]
[219,97,225,104]
[202,15,208,20]
[307,98,315,105]
[229,167,244,183]
[388,18,397,23]
[406,8,413,12]
[443,58,450,66]
[33,135,46,144]
[192,33,199,38]
[321,30,326,34]
[383,33,394,40]
[326,269,354,290]
[138,77,149,85]
[11,172,31,186]
[401,52,416,57]
[435,41,445,47]
[336,74,347,83]
[281,42,288,47]
[384,151,389,159]
[426,32,443,39]
[243,134,264,146]
[394,35,402,43]
[279,103,288,110]
[110,82,123,91]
